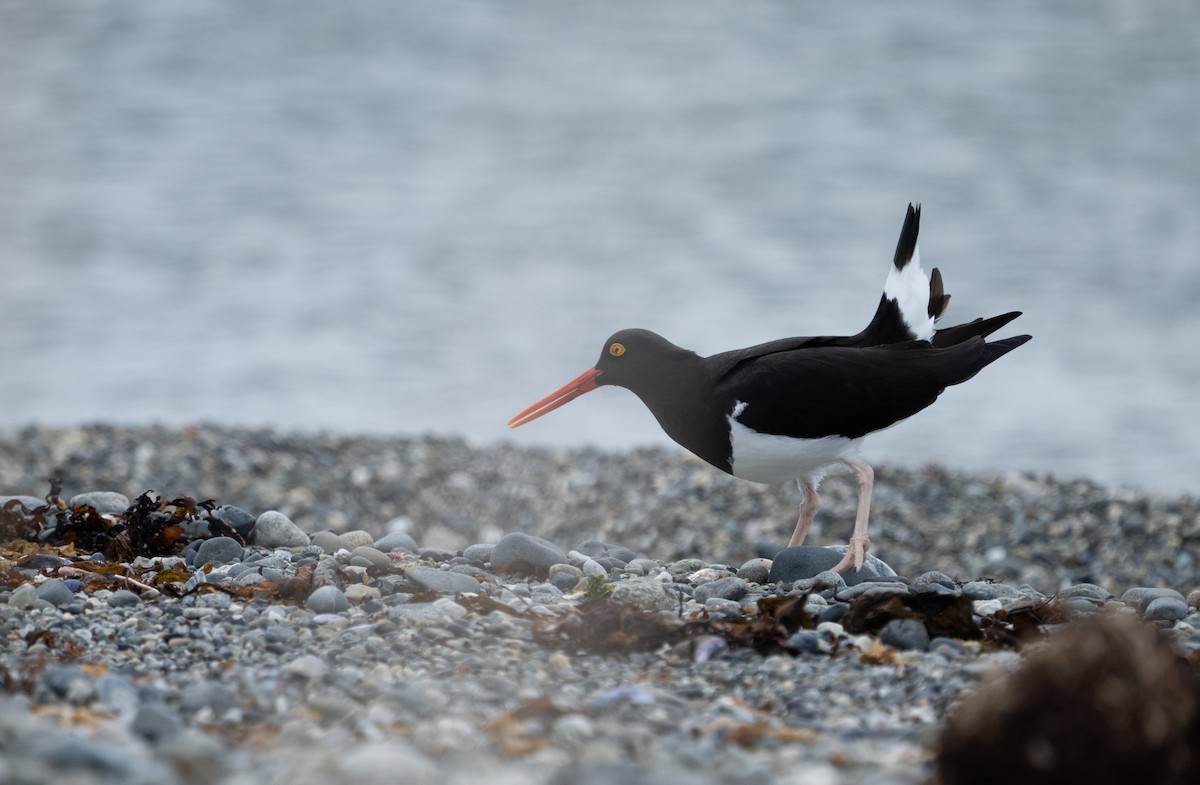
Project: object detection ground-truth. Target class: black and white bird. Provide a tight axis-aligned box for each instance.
[509,205,1030,572]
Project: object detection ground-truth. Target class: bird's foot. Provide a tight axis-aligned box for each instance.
[830,535,871,574]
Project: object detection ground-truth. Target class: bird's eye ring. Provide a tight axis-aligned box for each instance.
[609,342,625,357]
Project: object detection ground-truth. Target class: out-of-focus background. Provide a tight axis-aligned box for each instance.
[0,1,1197,493]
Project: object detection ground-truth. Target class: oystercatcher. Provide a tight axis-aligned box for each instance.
[509,205,1029,572]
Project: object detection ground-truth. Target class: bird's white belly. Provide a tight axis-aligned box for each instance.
[727,405,862,485]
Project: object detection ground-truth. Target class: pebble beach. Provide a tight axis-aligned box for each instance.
[1,424,1198,785]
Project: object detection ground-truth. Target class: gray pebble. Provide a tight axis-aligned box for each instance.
[131,702,186,743]
[406,566,481,595]
[106,589,143,607]
[462,543,494,563]
[961,581,1020,600]
[306,585,350,613]
[8,584,40,610]
[376,531,420,554]
[879,618,930,651]
[737,558,771,585]
[836,581,910,600]
[769,546,889,587]
[626,558,663,576]
[35,579,75,607]
[1062,582,1112,601]
[252,510,310,547]
[610,577,678,612]
[491,532,567,574]
[913,571,959,592]
[1144,596,1189,622]
[692,577,750,604]
[1121,587,1186,612]
[339,529,376,549]
[580,558,606,577]
[67,491,130,515]
[311,530,346,553]
[193,536,245,566]
[351,546,392,569]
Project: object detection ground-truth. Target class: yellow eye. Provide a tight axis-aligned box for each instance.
[609,342,625,357]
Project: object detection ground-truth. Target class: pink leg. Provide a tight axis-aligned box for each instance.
[831,460,874,573]
[787,481,820,547]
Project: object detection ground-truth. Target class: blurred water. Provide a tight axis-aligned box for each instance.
[1,1,1198,493]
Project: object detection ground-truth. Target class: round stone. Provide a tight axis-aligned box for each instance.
[737,558,772,585]
[306,585,350,613]
[344,584,383,604]
[462,543,494,564]
[405,566,481,595]
[350,546,391,569]
[880,617,930,651]
[768,546,887,587]
[107,589,143,607]
[491,532,567,575]
[609,577,677,612]
[375,532,419,554]
[310,531,346,553]
[35,579,76,607]
[68,491,130,515]
[193,536,245,567]
[692,577,750,604]
[1144,596,1189,623]
[339,530,376,550]
[252,511,310,548]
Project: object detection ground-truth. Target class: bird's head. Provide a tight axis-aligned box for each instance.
[507,328,684,428]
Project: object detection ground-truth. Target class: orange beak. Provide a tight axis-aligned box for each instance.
[508,368,603,428]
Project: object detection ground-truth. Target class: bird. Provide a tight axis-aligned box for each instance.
[508,204,1030,572]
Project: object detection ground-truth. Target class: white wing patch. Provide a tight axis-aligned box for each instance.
[882,246,936,341]
[726,401,861,485]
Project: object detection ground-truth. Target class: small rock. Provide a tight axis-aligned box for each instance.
[406,566,481,595]
[339,529,376,550]
[306,585,350,613]
[1121,587,1186,613]
[1188,589,1200,610]
[132,703,186,743]
[344,584,383,604]
[1063,582,1112,601]
[68,491,130,515]
[913,571,959,592]
[350,546,392,569]
[880,618,930,651]
[961,581,1020,600]
[573,540,608,558]
[692,577,750,604]
[193,536,245,566]
[1144,596,1189,623]
[8,584,40,610]
[737,558,771,585]
[462,543,494,564]
[375,531,420,554]
[311,530,346,553]
[768,546,889,586]
[35,579,76,607]
[610,577,678,612]
[253,511,310,548]
[491,532,567,575]
[107,589,143,607]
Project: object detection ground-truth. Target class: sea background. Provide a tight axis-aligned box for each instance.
[1,1,1197,494]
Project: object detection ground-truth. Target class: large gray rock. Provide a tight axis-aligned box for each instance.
[491,532,567,575]
[252,511,310,548]
[406,566,481,595]
[768,545,894,587]
[68,491,130,515]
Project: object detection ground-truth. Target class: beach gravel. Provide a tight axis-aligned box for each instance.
[0,424,1198,784]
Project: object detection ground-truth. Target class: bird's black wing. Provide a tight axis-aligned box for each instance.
[714,337,1027,440]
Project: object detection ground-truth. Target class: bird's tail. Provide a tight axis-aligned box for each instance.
[855,203,945,345]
